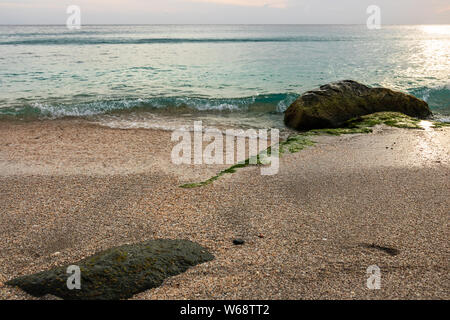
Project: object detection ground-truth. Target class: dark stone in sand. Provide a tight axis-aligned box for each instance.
[284,80,432,130]
[6,239,214,300]
[233,239,245,245]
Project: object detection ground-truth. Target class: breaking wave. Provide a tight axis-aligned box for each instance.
[0,93,299,119]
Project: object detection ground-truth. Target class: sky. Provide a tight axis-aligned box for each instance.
[0,0,449,25]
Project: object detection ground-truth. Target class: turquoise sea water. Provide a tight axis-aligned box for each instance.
[0,25,449,129]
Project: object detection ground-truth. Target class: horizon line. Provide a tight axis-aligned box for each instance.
[1,23,449,26]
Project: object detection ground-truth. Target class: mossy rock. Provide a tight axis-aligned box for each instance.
[6,239,214,300]
[285,80,432,130]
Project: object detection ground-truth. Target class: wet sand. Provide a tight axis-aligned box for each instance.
[0,119,449,299]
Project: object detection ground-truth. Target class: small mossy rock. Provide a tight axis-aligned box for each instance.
[6,239,214,300]
[284,80,432,130]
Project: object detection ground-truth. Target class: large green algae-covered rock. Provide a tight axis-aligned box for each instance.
[284,80,432,130]
[6,239,214,300]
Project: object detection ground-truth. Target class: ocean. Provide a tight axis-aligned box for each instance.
[0,24,449,130]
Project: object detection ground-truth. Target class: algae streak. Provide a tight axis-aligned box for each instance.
[180,112,428,188]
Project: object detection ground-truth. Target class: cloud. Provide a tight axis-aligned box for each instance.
[437,5,450,13]
[0,1,58,9]
[187,0,288,9]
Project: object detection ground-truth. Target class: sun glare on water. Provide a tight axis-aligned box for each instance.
[421,25,450,35]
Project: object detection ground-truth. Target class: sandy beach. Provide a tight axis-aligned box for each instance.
[0,119,449,300]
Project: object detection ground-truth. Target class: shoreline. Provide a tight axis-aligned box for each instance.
[0,118,449,299]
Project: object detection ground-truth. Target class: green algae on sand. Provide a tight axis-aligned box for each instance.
[180,112,432,188]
